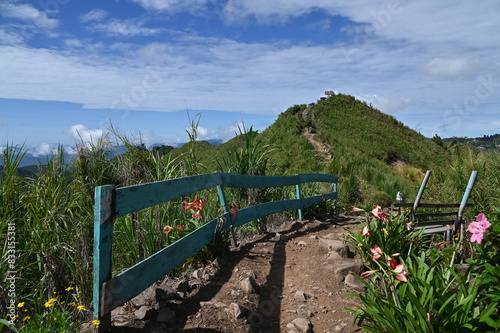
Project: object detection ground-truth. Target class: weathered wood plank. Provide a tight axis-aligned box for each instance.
[298,173,339,184]
[302,192,337,205]
[220,173,299,188]
[415,219,455,226]
[93,185,114,328]
[394,203,473,208]
[414,212,459,218]
[102,218,220,314]
[416,226,451,234]
[115,173,223,217]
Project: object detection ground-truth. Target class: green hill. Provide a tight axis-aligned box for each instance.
[167,93,497,209]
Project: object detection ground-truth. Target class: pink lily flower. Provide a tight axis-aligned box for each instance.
[467,213,491,244]
[350,206,365,214]
[370,245,383,260]
[390,263,408,282]
[360,226,373,236]
[405,222,413,231]
[371,205,388,221]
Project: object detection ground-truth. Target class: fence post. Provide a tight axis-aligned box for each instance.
[296,175,303,221]
[93,185,115,332]
[457,170,478,243]
[216,184,238,247]
[411,170,432,220]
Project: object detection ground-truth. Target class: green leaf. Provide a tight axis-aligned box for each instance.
[479,302,499,326]
[485,263,495,274]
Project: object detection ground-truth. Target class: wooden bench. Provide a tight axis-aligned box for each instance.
[394,170,477,242]
[93,171,338,331]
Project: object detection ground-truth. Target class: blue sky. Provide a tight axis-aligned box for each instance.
[1,0,499,156]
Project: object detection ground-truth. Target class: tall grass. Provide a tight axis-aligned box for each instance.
[0,133,192,330]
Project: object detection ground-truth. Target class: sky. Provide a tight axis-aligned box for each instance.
[1,0,499,156]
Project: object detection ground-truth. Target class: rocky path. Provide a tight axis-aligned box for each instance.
[302,129,333,162]
[83,215,364,333]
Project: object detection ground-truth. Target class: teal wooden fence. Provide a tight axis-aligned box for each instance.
[93,171,338,330]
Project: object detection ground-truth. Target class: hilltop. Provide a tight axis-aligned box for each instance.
[168,93,457,207]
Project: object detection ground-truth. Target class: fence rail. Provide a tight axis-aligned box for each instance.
[93,171,338,330]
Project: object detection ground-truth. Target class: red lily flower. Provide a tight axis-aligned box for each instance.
[191,198,205,211]
[387,258,398,269]
[230,205,238,217]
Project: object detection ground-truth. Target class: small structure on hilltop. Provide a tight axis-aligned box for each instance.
[318,90,336,101]
[325,90,335,98]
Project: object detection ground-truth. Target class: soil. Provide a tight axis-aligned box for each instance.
[83,214,365,333]
[302,130,333,162]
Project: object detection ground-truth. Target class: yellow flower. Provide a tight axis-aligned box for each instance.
[77,305,86,311]
[65,287,74,291]
[17,302,25,308]
[44,298,57,307]
[23,316,31,321]
[92,320,100,327]
[53,317,58,321]
[69,302,77,307]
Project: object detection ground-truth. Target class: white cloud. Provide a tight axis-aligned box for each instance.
[422,58,482,80]
[131,0,213,12]
[65,124,104,147]
[0,1,59,30]
[357,94,413,115]
[0,28,26,45]
[31,142,53,157]
[184,125,217,141]
[87,19,163,37]
[218,119,246,142]
[64,146,76,155]
[80,9,108,23]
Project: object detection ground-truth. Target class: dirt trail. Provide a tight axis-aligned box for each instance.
[88,215,364,333]
[302,129,333,162]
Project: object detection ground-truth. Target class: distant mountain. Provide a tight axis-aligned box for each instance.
[0,151,77,168]
[169,139,224,148]
[443,134,500,151]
